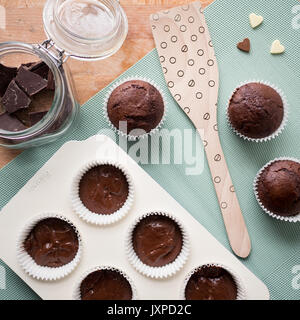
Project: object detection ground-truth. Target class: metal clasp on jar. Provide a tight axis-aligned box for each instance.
[37,39,70,67]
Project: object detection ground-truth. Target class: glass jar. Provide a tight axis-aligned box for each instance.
[0,0,128,149]
[44,0,128,60]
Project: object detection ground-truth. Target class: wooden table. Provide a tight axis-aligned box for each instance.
[0,0,213,167]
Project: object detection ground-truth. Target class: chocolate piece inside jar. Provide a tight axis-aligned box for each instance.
[23,217,79,268]
[80,269,133,300]
[185,266,238,300]
[0,63,17,96]
[0,61,55,132]
[2,80,31,114]
[0,112,27,132]
[132,215,183,267]
[79,165,129,215]
[29,111,48,126]
[15,66,48,97]
[28,61,50,79]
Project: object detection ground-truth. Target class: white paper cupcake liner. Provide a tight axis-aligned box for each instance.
[17,213,82,281]
[253,157,300,222]
[73,266,138,300]
[71,159,134,226]
[103,76,168,141]
[181,261,247,300]
[226,80,288,142]
[126,211,190,279]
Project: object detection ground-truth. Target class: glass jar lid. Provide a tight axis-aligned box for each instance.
[43,0,128,61]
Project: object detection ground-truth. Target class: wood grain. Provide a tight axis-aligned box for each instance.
[151,2,251,257]
[0,0,213,167]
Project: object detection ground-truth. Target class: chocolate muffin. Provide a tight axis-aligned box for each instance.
[79,165,129,215]
[228,82,284,139]
[132,215,183,267]
[24,218,79,267]
[80,269,133,300]
[185,266,238,300]
[107,80,164,136]
[256,160,300,217]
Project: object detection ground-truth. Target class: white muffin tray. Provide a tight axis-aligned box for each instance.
[0,135,269,300]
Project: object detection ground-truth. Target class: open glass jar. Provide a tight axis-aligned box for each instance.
[0,0,128,149]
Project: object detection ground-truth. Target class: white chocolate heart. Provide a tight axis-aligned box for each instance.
[270,40,285,54]
[249,13,264,28]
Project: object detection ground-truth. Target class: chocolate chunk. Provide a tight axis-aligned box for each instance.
[26,61,54,90]
[15,66,48,96]
[14,109,31,127]
[29,111,48,126]
[237,38,250,52]
[21,62,36,69]
[0,112,27,132]
[0,63,18,96]
[2,80,31,114]
[0,99,5,115]
[14,89,53,127]
[29,89,54,113]
[28,61,50,79]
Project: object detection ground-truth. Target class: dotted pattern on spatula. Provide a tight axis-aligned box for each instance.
[151,2,233,212]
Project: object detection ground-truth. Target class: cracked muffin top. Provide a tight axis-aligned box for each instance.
[228,82,284,139]
[257,160,300,217]
[107,80,164,136]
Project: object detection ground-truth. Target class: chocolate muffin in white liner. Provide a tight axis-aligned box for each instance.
[17,213,82,281]
[126,211,189,279]
[71,159,134,226]
[73,266,137,300]
[103,76,168,141]
[254,157,300,223]
[181,262,246,300]
[227,80,288,142]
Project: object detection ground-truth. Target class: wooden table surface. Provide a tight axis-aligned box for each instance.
[0,0,213,167]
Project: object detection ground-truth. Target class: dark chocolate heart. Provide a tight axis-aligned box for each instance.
[237,38,250,53]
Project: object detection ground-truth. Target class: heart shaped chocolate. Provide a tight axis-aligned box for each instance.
[237,38,250,53]
[270,40,285,54]
[249,13,263,28]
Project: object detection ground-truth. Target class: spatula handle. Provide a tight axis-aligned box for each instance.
[199,126,251,258]
[150,1,251,258]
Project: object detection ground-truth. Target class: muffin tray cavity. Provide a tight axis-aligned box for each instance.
[0,135,269,299]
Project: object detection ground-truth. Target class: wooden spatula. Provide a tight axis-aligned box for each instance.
[151,1,251,258]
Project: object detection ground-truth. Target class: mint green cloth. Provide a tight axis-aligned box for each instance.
[0,0,299,300]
